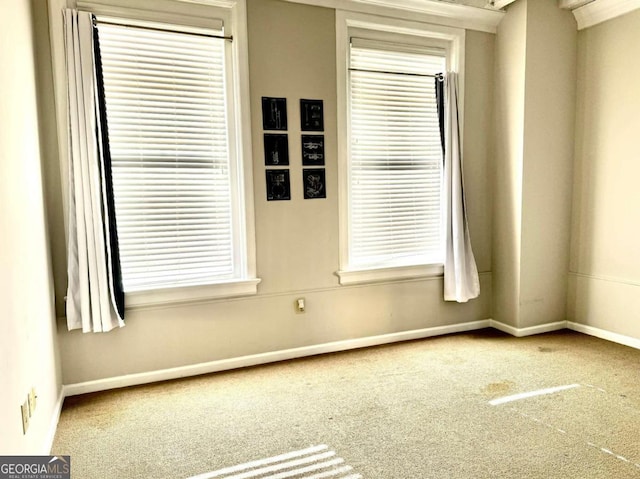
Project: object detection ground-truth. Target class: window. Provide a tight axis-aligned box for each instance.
[349,39,445,269]
[336,12,464,285]
[92,2,258,305]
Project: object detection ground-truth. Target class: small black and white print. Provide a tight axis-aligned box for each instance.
[266,169,291,201]
[264,134,289,165]
[262,97,287,130]
[300,99,324,131]
[301,135,324,166]
[302,168,326,199]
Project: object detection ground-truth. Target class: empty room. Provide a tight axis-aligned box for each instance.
[1,0,639,477]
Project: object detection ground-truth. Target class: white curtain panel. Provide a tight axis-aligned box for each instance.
[63,9,124,332]
[443,72,480,302]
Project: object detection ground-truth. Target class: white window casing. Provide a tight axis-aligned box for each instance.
[335,11,465,285]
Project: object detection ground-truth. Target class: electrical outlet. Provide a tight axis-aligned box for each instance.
[21,401,29,434]
[28,388,37,417]
[296,298,305,313]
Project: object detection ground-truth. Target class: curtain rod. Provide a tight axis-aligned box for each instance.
[94,18,233,42]
[349,67,442,79]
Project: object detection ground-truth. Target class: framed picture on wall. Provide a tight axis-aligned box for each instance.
[264,134,289,165]
[266,169,291,201]
[302,168,326,199]
[300,99,324,131]
[301,135,324,166]
[262,97,287,130]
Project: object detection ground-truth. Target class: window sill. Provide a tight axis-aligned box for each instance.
[125,278,262,309]
[336,264,443,286]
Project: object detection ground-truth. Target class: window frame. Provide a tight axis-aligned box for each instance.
[335,10,465,286]
[81,0,259,307]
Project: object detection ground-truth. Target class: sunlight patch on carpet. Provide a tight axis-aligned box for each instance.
[488,383,581,406]
[499,383,640,472]
[188,444,361,479]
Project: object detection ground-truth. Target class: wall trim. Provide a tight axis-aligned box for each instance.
[558,0,593,10]
[569,271,640,288]
[59,319,640,400]
[567,321,640,351]
[280,0,504,33]
[572,0,640,29]
[63,319,491,396]
[493,0,516,8]
[44,388,65,454]
[490,320,568,337]
[56,271,493,319]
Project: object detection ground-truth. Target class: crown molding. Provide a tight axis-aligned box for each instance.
[558,0,593,9]
[572,0,640,29]
[493,0,516,8]
[281,0,505,33]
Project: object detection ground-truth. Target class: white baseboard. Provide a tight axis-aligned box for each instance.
[490,320,568,337]
[567,321,640,350]
[62,319,640,399]
[64,319,492,397]
[44,387,65,454]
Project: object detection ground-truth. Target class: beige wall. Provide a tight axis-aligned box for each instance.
[493,0,576,329]
[493,0,526,327]
[519,0,576,327]
[45,0,69,322]
[52,0,495,385]
[249,0,339,294]
[0,0,61,454]
[464,29,495,275]
[568,9,640,340]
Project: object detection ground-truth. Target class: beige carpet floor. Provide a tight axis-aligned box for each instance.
[52,329,640,478]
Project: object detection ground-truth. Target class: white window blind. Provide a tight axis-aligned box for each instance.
[96,20,237,292]
[348,38,446,270]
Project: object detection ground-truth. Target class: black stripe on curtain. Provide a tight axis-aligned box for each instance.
[92,17,125,320]
[435,73,445,159]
